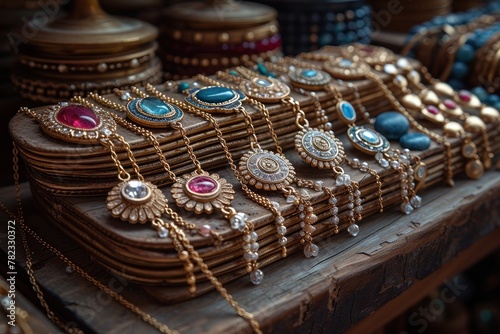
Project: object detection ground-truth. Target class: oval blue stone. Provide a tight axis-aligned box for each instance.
[374,111,410,140]
[339,59,353,67]
[399,133,431,151]
[302,69,318,78]
[139,97,171,116]
[196,87,235,103]
[340,102,356,122]
[360,129,380,144]
[256,78,272,87]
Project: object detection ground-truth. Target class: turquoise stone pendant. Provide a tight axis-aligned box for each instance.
[347,126,390,155]
[185,86,245,113]
[237,75,290,103]
[126,97,184,128]
[288,68,332,90]
[337,101,357,124]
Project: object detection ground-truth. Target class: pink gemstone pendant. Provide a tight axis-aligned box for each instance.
[56,105,100,130]
[171,170,234,215]
[188,176,219,195]
[39,102,116,144]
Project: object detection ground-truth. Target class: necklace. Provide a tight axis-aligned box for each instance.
[178,76,323,258]
[17,104,262,331]
[146,83,285,284]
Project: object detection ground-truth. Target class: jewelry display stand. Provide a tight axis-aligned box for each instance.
[9,47,500,304]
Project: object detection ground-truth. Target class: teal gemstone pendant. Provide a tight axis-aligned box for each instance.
[337,101,357,124]
[288,68,332,90]
[126,97,184,128]
[238,76,291,103]
[185,86,245,113]
[347,126,390,155]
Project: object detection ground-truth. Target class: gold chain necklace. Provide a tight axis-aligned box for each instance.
[14,104,263,332]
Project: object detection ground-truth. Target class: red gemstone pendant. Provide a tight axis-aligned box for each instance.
[56,105,100,129]
[188,176,219,195]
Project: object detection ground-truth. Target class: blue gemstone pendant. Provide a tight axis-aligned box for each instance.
[126,97,184,128]
[288,68,332,90]
[337,101,357,124]
[185,86,245,113]
[347,126,390,155]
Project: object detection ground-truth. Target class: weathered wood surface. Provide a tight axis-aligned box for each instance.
[1,168,500,333]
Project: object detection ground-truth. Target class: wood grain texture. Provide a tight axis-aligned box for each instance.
[1,169,500,334]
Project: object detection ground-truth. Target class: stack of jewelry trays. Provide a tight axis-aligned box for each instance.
[9,46,500,303]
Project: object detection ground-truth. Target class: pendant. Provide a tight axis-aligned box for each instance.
[238,75,291,103]
[126,96,184,128]
[185,86,246,113]
[323,57,370,80]
[39,102,116,144]
[288,68,332,90]
[171,170,235,215]
[239,148,295,191]
[341,43,396,66]
[294,128,344,169]
[106,179,168,224]
[347,126,390,155]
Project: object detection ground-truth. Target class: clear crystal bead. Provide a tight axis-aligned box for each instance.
[380,159,389,168]
[355,198,362,205]
[330,207,339,215]
[271,201,280,209]
[250,269,264,285]
[279,237,288,246]
[348,224,360,236]
[410,195,422,208]
[331,216,339,225]
[121,92,131,100]
[355,205,363,213]
[360,162,368,172]
[304,224,316,234]
[314,181,324,191]
[374,152,383,161]
[352,158,360,167]
[250,231,258,241]
[329,196,338,205]
[251,242,260,251]
[347,211,354,217]
[286,195,296,203]
[391,161,400,169]
[298,204,305,211]
[275,216,285,224]
[303,243,319,258]
[299,213,305,219]
[347,203,354,209]
[230,212,248,231]
[157,226,169,238]
[277,225,287,235]
[401,202,414,215]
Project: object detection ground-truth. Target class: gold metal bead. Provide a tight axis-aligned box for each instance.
[464,115,486,133]
[443,121,464,137]
[433,82,454,96]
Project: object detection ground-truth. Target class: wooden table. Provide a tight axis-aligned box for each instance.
[1,169,500,334]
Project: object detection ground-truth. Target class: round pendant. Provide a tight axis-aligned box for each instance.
[347,126,390,155]
[323,57,370,80]
[341,43,396,66]
[39,102,116,144]
[413,162,428,182]
[288,68,332,90]
[185,86,245,113]
[465,159,484,180]
[461,142,477,159]
[126,97,183,128]
[238,76,290,103]
[239,149,295,191]
[294,128,344,169]
[106,179,167,224]
[171,171,234,215]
